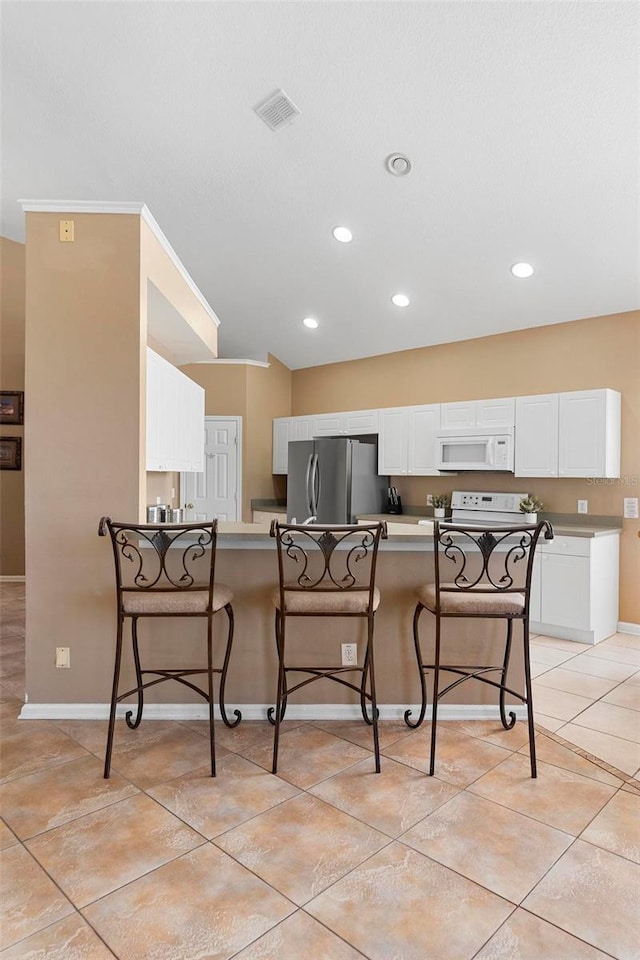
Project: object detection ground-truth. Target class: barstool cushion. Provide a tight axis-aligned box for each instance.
[417,583,525,616]
[122,584,233,615]
[272,586,380,614]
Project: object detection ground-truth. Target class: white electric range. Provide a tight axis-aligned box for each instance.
[446,490,530,526]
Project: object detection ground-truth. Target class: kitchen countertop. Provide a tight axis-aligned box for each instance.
[250,500,286,512]
[217,520,431,550]
[356,513,622,538]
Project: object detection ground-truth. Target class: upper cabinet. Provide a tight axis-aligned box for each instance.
[271,415,318,473]
[311,409,379,437]
[378,404,442,476]
[274,389,621,478]
[516,388,621,478]
[558,389,621,478]
[273,410,378,472]
[440,397,515,431]
[272,418,292,475]
[146,348,205,473]
[515,394,559,477]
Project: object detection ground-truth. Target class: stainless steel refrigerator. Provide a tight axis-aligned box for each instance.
[287,438,389,523]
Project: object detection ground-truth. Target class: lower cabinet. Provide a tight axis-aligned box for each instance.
[530,533,619,644]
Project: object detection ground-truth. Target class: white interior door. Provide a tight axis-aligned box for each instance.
[182,417,241,521]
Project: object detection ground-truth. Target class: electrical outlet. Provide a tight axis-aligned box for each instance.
[55,647,70,668]
[577,500,588,514]
[341,643,357,666]
[426,494,433,506]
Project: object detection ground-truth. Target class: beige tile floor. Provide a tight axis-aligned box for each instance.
[1,580,639,959]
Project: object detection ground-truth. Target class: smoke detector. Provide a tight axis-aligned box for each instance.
[385,153,412,176]
[254,89,301,131]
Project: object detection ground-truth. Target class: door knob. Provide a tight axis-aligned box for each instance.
[185,503,194,509]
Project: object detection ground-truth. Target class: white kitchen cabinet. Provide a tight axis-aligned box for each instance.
[476,397,515,429]
[440,401,476,430]
[343,409,379,435]
[272,418,292,474]
[515,389,621,479]
[378,404,442,476]
[378,408,409,474]
[558,389,621,478]
[146,348,204,472]
[310,413,345,436]
[292,417,312,441]
[272,416,314,473]
[530,532,619,643]
[407,405,441,474]
[311,409,378,437]
[440,397,514,430]
[272,410,378,472]
[515,394,559,477]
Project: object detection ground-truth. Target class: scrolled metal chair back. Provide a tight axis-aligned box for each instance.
[270,521,387,609]
[434,519,553,610]
[98,516,218,605]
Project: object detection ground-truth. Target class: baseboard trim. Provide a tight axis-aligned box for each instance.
[0,576,25,582]
[19,702,529,722]
[618,621,640,636]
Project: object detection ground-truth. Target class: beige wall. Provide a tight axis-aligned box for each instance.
[245,355,292,517]
[25,212,144,704]
[182,356,292,519]
[292,311,640,624]
[23,209,220,705]
[0,238,26,575]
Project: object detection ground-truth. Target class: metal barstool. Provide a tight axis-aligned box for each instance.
[99,516,241,778]
[268,521,387,774]
[404,519,553,778]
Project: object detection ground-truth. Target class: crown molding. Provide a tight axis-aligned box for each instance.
[19,199,145,214]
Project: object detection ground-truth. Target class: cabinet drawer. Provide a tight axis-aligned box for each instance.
[539,535,591,557]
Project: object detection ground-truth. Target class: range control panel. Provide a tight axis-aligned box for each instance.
[451,491,529,513]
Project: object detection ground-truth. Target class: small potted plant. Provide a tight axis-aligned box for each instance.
[519,495,543,523]
[432,494,450,519]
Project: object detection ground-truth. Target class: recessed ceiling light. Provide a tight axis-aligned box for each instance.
[510,262,535,279]
[391,293,410,307]
[303,317,318,329]
[332,226,352,243]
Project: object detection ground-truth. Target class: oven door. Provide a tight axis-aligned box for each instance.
[436,434,514,471]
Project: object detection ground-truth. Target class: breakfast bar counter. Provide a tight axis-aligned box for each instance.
[126,520,531,719]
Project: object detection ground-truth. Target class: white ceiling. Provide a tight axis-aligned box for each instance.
[2,2,638,369]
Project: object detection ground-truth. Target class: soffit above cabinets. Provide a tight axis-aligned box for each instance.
[147,281,217,365]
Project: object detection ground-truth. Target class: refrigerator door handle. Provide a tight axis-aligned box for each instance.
[304,454,314,516]
[312,454,320,515]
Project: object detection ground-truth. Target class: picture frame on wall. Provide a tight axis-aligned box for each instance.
[0,437,22,470]
[0,391,24,425]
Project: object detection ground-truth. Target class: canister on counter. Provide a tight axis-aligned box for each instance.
[146,504,170,523]
[169,508,184,524]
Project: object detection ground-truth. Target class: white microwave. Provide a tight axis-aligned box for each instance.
[436,429,514,472]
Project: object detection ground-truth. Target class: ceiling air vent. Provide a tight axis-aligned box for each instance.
[254,89,301,131]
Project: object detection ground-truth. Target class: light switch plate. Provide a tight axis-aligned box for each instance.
[577,500,588,514]
[623,498,639,519]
